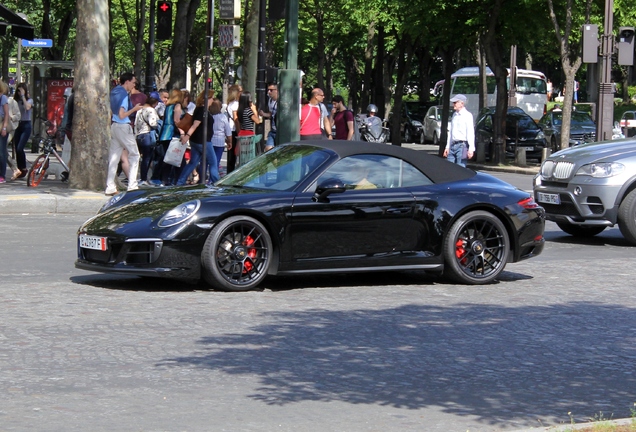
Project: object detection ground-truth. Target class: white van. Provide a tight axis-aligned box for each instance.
[449,66,548,121]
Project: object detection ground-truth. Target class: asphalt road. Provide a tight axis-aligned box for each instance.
[1,203,635,431]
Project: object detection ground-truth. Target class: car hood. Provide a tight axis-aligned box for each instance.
[548,139,636,164]
[569,125,596,135]
[84,185,272,232]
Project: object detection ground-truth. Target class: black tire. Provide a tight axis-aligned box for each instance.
[618,189,636,245]
[27,154,49,187]
[551,136,558,153]
[404,127,412,143]
[419,130,425,144]
[201,215,273,291]
[432,133,439,146]
[443,211,510,284]
[556,221,606,238]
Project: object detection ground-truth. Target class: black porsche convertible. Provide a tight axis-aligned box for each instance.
[76,140,545,291]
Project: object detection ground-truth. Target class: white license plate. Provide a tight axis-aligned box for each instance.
[523,146,534,151]
[79,235,108,251]
[537,192,561,205]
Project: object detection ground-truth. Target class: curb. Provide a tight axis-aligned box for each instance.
[509,417,635,431]
[0,189,107,215]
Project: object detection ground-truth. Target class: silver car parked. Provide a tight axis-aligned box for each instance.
[422,105,452,145]
[533,139,636,243]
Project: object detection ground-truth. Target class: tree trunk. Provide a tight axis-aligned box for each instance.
[546,0,584,150]
[70,0,111,191]
[438,48,455,157]
[390,34,415,146]
[242,0,259,95]
[482,0,507,164]
[169,0,201,90]
[361,19,376,111]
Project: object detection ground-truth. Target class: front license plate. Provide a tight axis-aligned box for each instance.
[79,235,108,251]
[523,146,534,151]
[537,192,561,205]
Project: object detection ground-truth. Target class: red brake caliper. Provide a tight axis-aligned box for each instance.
[455,239,468,264]
[242,235,257,274]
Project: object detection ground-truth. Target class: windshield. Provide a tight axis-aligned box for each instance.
[514,76,547,94]
[552,112,595,127]
[506,114,540,132]
[216,145,331,191]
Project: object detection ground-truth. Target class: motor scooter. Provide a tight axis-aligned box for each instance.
[357,114,389,143]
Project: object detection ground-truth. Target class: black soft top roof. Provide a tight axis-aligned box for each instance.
[287,140,476,184]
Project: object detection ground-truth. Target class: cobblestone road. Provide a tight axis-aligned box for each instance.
[1,215,635,432]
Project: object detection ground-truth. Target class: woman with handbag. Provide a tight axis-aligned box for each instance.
[150,89,185,186]
[176,90,219,186]
[134,96,159,185]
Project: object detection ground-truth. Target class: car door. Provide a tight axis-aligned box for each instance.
[287,155,420,268]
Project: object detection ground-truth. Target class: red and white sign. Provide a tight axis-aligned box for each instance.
[46,79,73,129]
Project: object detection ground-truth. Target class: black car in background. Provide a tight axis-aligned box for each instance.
[538,110,596,153]
[475,107,548,160]
[388,105,425,143]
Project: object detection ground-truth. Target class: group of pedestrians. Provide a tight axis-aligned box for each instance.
[105,72,244,195]
[0,80,33,184]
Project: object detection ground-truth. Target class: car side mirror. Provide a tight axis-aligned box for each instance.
[313,178,346,202]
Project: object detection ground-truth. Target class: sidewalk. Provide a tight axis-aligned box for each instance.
[0,143,540,215]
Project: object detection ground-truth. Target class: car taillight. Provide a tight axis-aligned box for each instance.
[518,197,539,209]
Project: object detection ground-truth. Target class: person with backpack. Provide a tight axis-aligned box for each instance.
[329,95,354,140]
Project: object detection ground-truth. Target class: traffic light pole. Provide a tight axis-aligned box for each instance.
[597,0,614,141]
[276,0,300,145]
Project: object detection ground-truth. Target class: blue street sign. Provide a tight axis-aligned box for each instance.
[22,39,53,48]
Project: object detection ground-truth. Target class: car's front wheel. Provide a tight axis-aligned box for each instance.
[551,136,558,153]
[618,189,636,245]
[443,211,510,284]
[419,130,425,144]
[556,222,606,238]
[404,127,412,143]
[432,133,439,146]
[201,216,273,291]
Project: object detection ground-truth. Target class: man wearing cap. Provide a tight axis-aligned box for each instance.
[443,94,474,167]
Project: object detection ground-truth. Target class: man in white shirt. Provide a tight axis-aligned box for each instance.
[443,94,474,167]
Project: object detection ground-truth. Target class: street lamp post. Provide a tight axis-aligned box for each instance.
[597,0,615,141]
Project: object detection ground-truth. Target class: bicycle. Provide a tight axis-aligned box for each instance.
[27,120,70,187]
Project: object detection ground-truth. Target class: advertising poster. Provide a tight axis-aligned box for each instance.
[46,79,73,128]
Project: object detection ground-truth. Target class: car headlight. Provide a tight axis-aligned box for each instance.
[576,162,625,178]
[99,192,126,213]
[157,199,201,227]
[536,131,545,140]
[411,120,423,128]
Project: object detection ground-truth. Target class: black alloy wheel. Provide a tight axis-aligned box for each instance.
[443,211,510,284]
[202,216,273,291]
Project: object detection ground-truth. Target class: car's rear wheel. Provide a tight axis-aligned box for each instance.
[443,211,509,284]
[404,127,412,143]
[201,216,273,291]
[618,189,636,245]
[433,133,439,146]
[556,222,606,238]
[419,130,425,144]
